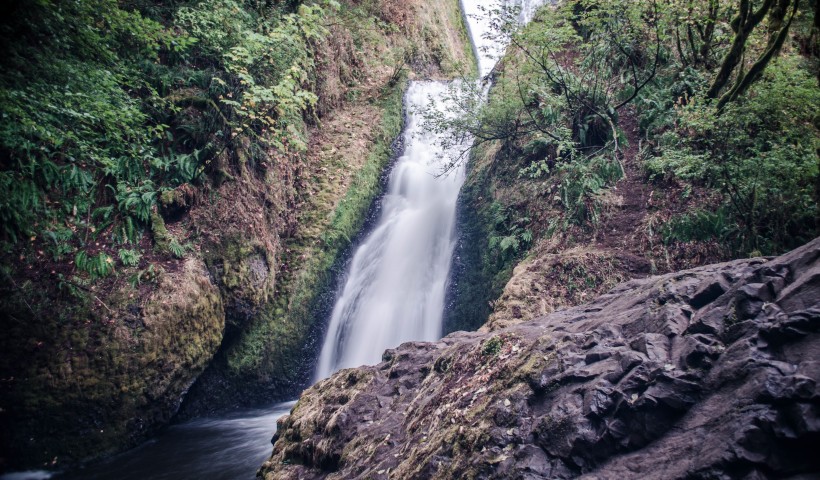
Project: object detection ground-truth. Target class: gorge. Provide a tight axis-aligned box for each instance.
[5,1,536,478]
[1,0,818,478]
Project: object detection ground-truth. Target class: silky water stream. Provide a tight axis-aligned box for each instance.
[7,2,546,479]
[314,80,466,379]
[315,0,547,380]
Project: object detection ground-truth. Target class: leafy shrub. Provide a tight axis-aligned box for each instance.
[636,66,708,134]
[645,57,819,254]
[43,227,75,261]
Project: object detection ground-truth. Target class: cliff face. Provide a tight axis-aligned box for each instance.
[0,0,473,471]
[260,237,820,479]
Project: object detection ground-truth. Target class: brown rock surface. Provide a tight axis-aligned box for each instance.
[260,238,820,479]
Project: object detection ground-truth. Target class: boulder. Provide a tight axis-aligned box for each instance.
[259,237,820,479]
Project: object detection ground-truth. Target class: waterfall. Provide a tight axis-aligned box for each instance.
[314,81,466,378]
[315,0,547,380]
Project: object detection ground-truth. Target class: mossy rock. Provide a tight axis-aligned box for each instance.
[0,259,225,471]
[204,235,276,333]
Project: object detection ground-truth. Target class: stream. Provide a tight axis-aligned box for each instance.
[51,403,295,480]
[4,2,546,479]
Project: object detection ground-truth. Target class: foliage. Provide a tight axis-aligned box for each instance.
[0,0,335,279]
[75,251,115,280]
[635,66,708,134]
[658,207,736,245]
[423,0,658,234]
[487,203,533,260]
[118,249,142,267]
[428,0,662,154]
[705,0,802,109]
[645,57,819,254]
[482,336,504,356]
[442,0,817,251]
[557,155,624,227]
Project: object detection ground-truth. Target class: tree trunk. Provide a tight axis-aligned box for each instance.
[717,0,798,109]
[706,0,775,99]
[698,0,719,66]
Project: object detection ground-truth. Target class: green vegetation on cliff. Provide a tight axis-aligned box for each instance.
[0,0,330,258]
[446,0,818,331]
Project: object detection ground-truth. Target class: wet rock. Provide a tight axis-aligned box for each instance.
[259,239,820,479]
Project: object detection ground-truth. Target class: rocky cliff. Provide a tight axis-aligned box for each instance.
[260,237,820,479]
[0,0,473,471]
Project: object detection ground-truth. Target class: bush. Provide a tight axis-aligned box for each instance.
[645,57,819,254]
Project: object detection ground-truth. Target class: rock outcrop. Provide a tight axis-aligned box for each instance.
[0,258,224,470]
[260,237,820,479]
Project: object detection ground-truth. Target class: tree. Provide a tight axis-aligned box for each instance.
[424,0,662,172]
[706,0,801,109]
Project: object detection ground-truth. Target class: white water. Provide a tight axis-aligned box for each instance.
[316,0,547,379]
[462,0,549,77]
[315,81,467,378]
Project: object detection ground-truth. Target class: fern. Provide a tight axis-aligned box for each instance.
[75,250,114,279]
[487,204,534,259]
[168,239,189,259]
[114,180,157,223]
[118,248,141,267]
[498,235,520,253]
[661,207,736,245]
[43,227,75,260]
[558,155,623,227]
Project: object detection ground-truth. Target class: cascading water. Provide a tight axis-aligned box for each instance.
[463,0,548,77]
[314,81,466,379]
[315,0,546,380]
[5,2,548,480]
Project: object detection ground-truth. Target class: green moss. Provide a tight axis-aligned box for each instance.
[482,336,504,357]
[159,189,177,207]
[222,80,406,383]
[150,211,171,253]
[451,0,478,78]
[0,260,224,470]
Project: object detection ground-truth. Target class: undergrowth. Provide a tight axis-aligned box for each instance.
[643,56,819,255]
[0,0,335,280]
